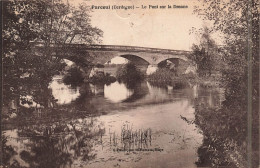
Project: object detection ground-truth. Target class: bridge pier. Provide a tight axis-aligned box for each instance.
[146,65,158,75]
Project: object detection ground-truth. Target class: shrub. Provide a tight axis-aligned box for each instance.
[89,72,116,85]
[63,67,84,86]
[148,68,174,84]
[116,63,144,83]
[148,68,197,88]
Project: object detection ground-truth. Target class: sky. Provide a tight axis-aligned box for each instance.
[70,0,205,51]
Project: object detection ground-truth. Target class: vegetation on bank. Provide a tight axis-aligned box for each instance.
[147,68,193,88]
[112,61,219,88]
[63,66,116,86]
[194,104,249,167]
[116,63,144,83]
[190,1,259,167]
[63,67,84,86]
[88,72,116,85]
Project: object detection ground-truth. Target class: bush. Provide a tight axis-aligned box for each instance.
[89,72,116,85]
[148,68,197,88]
[148,68,175,84]
[116,63,144,83]
[63,67,84,86]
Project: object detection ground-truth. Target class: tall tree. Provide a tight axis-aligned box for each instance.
[190,26,220,77]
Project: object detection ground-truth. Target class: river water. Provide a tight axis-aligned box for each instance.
[2,75,224,168]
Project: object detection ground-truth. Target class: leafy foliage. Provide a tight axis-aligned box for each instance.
[63,67,84,86]
[190,26,224,77]
[88,72,116,85]
[193,0,259,167]
[116,63,144,83]
[2,118,104,167]
[3,0,103,106]
[147,68,197,89]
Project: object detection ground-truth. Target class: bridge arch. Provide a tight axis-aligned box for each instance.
[62,55,93,68]
[157,57,191,75]
[104,54,150,75]
[155,55,189,65]
[118,54,150,65]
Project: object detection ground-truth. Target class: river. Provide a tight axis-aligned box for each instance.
[2,75,224,168]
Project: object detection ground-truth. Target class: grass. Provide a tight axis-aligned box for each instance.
[110,123,152,150]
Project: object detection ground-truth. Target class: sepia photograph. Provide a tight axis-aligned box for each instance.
[1,0,259,167]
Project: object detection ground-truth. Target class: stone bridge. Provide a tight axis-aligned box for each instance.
[32,43,194,74]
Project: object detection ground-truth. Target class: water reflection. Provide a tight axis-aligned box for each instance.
[49,77,80,105]
[104,82,133,102]
[47,76,222,110]
[3,100,203,168]
[89,83,104,96]
[3,118,105,168]
[3,75,227,168]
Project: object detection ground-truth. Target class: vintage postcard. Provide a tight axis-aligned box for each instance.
[1,0,259,167]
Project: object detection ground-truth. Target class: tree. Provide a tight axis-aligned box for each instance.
[193,0,259,167]
[194,0,259,92]
[3,0,103,107]
[193,0,259,118]
[190,26,219,77]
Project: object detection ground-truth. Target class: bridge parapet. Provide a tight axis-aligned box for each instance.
[88,45,191,55]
